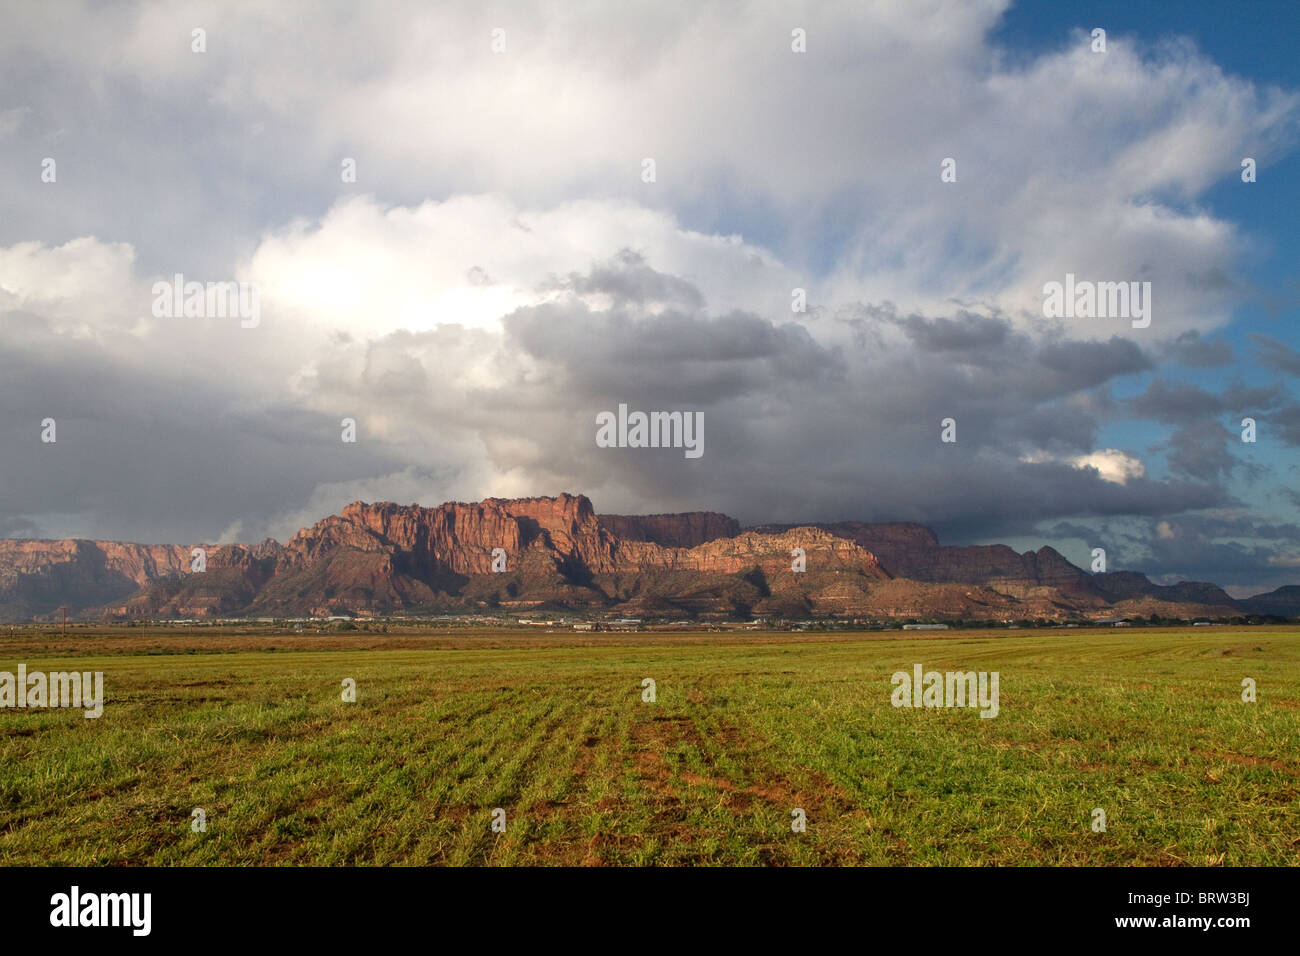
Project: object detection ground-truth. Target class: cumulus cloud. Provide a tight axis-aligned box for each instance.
[1036,449,1147,485]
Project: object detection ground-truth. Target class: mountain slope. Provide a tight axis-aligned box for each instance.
[0,494,1289,622]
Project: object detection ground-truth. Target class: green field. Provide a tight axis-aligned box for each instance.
[1,627,1296,866]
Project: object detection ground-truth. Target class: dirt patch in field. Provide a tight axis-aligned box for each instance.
[627,713,850,817]
[629,715,704,796]
[568,735,599,780]
[582,831,613,866]
[747,768,842,814]
[1193,748,1297,774]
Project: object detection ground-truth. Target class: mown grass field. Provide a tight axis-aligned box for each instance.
[1,626,1296,866]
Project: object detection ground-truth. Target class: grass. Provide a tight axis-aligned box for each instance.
[0,626,1296,866]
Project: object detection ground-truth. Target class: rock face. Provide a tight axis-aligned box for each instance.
[0,494,1287,622]
[751,522,939,574]
[751,522,1092,593]
[0,539,192,620]
[598,512,740,549]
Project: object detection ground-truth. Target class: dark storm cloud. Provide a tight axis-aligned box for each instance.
[475,259,1232,542]
[1141,516,1300,593]
[1251,333,1300,376]
[1044,520,1110,541]
[505,297,844,407]
[1006,403,1103,455]
[896,312,1010,352]
[1148,538,1291,589]
[842,305,1150,404]
[1035,337,1152,393]
[1129,380,1229,424]
[0,314,410,543]
[0,516,40,537]
[921,465,1228,543]
[1164,512,1300,543]
[1269,402,1300,446]
[1163,330,1234,368]
[1043,514,1300,594]
[1126,379,1291,454]
[1162,420,1238,482]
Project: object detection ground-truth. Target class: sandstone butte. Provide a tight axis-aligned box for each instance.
[0,493,1293,623]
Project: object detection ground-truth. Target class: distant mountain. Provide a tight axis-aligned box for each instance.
[0,494,1291,623]
[1237,585,1300,619]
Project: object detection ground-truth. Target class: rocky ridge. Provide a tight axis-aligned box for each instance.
[0,494,1290,622]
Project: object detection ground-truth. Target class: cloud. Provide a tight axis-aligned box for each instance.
[895,313,1011,352]
[1163,420,1238,482]
[1268,402,1300,447]
[1046,512,1300,593]
[1,2,1294,331]
[1036,337,1153,392]
[1164,330,1234,368]
[1128,380,1225,424]
[250,243,1227,541]
[1069,449,1147,485]
[0,210,1254,551]
[1252,332,1300,376]
[1020,448,1145,485]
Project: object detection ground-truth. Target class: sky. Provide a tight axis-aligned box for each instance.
[1,0,1297,597]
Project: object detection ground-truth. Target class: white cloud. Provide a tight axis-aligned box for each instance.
[1069,449,1147,485]
[1022,448,1146,485]
[0,237,139,335]
[3,1,1293,339]
[246,194,796,340]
